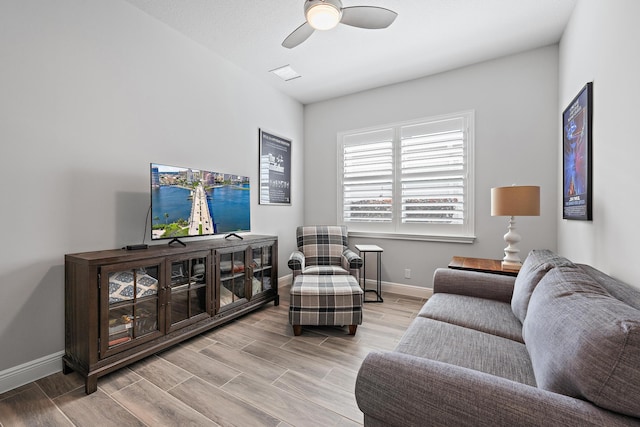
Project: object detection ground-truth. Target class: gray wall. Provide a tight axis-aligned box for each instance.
[0,0,303,373]
[304,46,560,289]
[5,0,640,388]
[558,0,640,286]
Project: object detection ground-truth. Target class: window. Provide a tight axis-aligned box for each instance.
[338,111,475,242]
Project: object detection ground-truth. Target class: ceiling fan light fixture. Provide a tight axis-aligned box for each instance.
[283,0,396,49]
[306,3,341,30]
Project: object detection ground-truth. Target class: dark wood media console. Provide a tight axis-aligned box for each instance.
[64,235,278,394]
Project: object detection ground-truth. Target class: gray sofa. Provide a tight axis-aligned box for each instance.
[355,250,640,426]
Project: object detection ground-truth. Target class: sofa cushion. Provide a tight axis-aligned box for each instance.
[578,264,640,310]
[302,265,349,275]
[524,267,640,418]
[396,317,536,386]
[419,293,523,343]
[511,249,575,322]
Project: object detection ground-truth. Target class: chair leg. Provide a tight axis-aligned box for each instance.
[292,325,302,336]
[348,325,357,335]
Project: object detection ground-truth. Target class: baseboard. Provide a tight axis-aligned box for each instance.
[279,274,432,299]
[278,274,293,288]
[0,351,64,394]
[378,280,433,299]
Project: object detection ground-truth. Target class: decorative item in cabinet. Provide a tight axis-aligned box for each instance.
[100,259,164,359]
[166,251,211,332]
[218,247,247,309]
[251,245,273,297]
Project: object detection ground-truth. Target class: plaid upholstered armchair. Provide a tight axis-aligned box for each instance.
[288,225,363,280]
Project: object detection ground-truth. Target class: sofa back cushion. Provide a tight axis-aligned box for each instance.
[296,225,347,267]
[578,263,640,310]
[511,249,575,322]
[523,267,640,418]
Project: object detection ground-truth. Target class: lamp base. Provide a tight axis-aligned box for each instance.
[502,216,522,266]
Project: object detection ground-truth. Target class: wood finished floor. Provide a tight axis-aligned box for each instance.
[0,287,426,427]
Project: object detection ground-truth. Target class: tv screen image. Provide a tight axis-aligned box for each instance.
[151,163,250,241]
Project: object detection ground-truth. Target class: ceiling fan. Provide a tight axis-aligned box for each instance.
[282,0,398,49]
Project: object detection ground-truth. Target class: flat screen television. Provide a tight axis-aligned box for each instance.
[150,163,250,242]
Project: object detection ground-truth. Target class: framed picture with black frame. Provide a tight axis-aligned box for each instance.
[562,82,593,220]
[259,129,291,205]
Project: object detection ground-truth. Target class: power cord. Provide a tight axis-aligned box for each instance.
[142,204,151,245]
[122,204,151,250]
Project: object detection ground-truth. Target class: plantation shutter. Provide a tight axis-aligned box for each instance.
[342,129,394,223]
[400,118,466,225]
[338,111,474,241]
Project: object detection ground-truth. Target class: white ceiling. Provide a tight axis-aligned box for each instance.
[123,0,577,105]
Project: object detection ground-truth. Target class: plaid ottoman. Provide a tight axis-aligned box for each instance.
[289,275,364,336]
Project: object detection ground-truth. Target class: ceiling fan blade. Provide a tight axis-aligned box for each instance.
[340,6,398,29]
[282,22,315,48]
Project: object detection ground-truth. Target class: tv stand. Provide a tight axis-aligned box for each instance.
[168,238,186,247]
[224,232,243,240]
[64,235,278,394]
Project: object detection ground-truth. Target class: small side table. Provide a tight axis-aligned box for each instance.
[448,256,520,277]
[355,244,384,303]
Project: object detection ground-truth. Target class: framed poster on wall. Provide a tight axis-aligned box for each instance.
[562,82,593,220]
[259,129,291,205]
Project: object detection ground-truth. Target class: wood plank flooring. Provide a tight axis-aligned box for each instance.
[0,287,426,427]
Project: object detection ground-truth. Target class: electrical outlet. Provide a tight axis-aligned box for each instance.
[404,268,411,279]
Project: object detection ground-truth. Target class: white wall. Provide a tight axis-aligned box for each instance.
[0,0,303,376]
[304,46,559,289]
[558,0,640,286]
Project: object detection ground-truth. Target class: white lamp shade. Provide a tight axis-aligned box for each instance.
[491,186,540,217]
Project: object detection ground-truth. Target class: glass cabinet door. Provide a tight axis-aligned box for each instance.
[250,245,273,298]
[167,252,210,331]
[100,259,164,358]
[218,248,247,310]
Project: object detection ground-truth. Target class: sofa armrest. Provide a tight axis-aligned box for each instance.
[356,351,638,427]
[342,248,362,280]
[342,248,363,269]
[433,267,515,303]
[288,251,305,278]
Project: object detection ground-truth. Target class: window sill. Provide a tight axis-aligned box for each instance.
[347,231,476,244]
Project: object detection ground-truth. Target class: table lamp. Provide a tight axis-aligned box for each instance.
[491,185,540,269]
